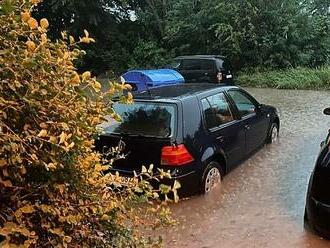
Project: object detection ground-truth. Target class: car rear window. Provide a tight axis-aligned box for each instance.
[181,59,214,70]
[102,102,176,138]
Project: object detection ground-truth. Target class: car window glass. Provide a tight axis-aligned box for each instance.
[102,102,176,138]
[200,60,214,70]
[169,59,181,69]
[182,59,200,70]
[228,90,256,117]
[215,59,224,70]
[201,93,234,129]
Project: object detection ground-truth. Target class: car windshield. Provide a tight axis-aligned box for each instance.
[101,102,176,138]
[168,59,181,69]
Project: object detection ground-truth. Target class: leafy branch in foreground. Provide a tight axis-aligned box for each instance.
[0,0,177,247]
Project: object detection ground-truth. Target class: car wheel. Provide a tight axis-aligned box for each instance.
[201,162,223,194]
[267,122,279,144]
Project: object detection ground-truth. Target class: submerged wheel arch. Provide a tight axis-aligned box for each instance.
[201,147,227,175]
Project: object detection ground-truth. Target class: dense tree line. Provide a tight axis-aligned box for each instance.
[33,0,330,75]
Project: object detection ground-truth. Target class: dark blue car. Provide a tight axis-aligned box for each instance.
[305,107,330,238]
[96,84,279,195]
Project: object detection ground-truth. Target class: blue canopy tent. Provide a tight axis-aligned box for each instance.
[121,69,184,92]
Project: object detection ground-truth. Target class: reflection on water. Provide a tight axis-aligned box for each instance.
[161,88,330,248]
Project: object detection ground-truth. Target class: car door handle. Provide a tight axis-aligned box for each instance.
[216,136,224,142]
[245,125,251,130]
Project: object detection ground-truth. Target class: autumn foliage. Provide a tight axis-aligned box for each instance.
[0,0,175,247]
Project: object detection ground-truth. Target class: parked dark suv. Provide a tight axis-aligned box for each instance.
[95,84,279,196]
[168,55,233,84]
[305,107,330,238]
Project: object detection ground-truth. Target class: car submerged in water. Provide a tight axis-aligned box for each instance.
[95,84,280,196]
[305,107,330,238]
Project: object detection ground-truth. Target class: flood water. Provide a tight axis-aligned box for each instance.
[162,88,330,248]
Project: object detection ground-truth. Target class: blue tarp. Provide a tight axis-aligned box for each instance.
[121,69,184,92]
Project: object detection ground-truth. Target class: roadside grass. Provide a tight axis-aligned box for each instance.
[236,67,330,90]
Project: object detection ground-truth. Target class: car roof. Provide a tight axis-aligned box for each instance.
[174,55,226,60]
[133,83,239,102]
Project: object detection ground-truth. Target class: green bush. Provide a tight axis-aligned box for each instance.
[237,67,330,90]
[0,1,177,247]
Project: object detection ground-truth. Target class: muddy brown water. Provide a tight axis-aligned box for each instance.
[161,88,330,248]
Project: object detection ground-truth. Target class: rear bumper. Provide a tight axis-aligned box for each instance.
[107,167,200,197]
[161,170,200,197]
[305,196,330,239]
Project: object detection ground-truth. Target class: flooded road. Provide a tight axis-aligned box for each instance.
[163,88,330,248]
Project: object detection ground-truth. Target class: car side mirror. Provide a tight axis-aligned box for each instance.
[324,108,330,115]
[256,104,263,111]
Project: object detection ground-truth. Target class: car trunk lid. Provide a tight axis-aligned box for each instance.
[95,134,173,174]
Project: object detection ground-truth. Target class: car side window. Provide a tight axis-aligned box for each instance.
[201,93,234,129]
[182,59,200,70]
[199,60,214,70]
[228,90,256,117]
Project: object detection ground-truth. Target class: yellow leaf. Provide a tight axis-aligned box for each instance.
[80,37,90,44]
[40,18,49,29]
[30,0,41,5]
[50,228,63,236]
[67,142,74,149]
[61,31,67,40]
[20,205,35,214]
[92,81,102,92]
[30,154,38,161]
[41,33,47,43]
[124,84,132,90]
[100,214,110,221]
[82,71,91,81]
[148,164,154,173]
[59,132,67,144]
[84,29,89,38]
[47,163,56,170]
[27,18,38,30]
[0,159,6,167]
[69,35,75,44]
[37,129,47,137]
[69,72,80,86]
[26,41,36,52]
[173,189,179,203]
[21,11,30,22]
[95,164,103,172]
[64,236,72,243]
[141,166,147,174]
[127,92,133,103]
[49,136,57,144]
[173,180,181,190]
[61,122,69,130]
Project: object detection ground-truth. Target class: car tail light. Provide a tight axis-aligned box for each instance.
[216,72,223,83]
[161,144,194,166]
